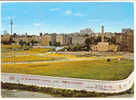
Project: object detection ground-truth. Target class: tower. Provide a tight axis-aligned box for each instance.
[101,25,104,42]
[10,19,13,34]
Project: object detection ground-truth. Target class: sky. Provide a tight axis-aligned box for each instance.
[1,2,134,35]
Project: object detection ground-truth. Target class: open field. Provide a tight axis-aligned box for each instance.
[1,55,61,63]
[1,45,134,80]
[2,59,133,80]
[1,45,51,54]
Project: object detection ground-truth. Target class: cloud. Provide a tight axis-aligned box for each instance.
[65,10,72,15]
[50,8,60,12]
[65,10,84,17]
[33,23,40,26]
[73,13,84,17]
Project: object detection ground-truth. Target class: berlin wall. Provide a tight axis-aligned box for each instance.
[1,72,134,93]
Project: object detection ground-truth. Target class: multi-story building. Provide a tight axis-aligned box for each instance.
[56,34,73,46]
[80,28,93,34]
[122,28,133,33]
[127,30,134,52]
[12,33,40,45]
[2,27,133,53]
[71,36,87,46]
[104,32,115,38]
[115,29,134,52]
[40,33,56,46]
[1,33,11,43]
[39,33,49,46]
[56,34,65,46]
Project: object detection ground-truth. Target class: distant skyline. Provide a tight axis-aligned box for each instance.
[1,2,134,35]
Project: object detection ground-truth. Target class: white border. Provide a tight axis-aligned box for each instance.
[0,1,135,100]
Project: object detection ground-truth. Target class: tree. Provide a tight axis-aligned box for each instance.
[31,40,38,46]
[111,37,116,44]
[27,42,30,46]
[19,40,25,46]
[85,38,91,51]
[55,42,60,46]
[49,41,52,46]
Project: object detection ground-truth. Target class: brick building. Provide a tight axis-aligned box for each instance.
[115,29,134,52]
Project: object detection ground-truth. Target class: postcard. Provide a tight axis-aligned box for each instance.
[1,2,134,98]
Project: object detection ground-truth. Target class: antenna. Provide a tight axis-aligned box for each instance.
[10,19,13,35]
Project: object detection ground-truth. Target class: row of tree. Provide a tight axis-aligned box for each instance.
[1,39,38,47]
[18,40,38,46]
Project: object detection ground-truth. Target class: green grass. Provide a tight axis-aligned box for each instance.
[1,44,51,54]
[1,55,59,62]
[2,59,133,80]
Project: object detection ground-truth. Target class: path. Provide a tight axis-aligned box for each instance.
[2,56,121,64]
[2,52,125,64]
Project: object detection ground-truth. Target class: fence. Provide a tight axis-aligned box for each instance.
[1,72,134,93]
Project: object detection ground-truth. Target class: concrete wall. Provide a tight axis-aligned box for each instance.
[1,72,133,93]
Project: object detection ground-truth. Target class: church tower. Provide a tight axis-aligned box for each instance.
[101,25,104,42]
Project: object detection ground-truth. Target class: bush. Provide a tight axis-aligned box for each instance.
[1,82,134,97]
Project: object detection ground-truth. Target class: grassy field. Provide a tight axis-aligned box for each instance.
[1,55,59,62]
[2,59,133,80]
[1,45,51,54]
[1,45,55,62]
[1,45,134,80]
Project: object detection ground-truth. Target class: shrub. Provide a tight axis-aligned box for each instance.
[1,82,134,97]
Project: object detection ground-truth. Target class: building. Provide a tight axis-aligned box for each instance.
[39,33,56,46]
[56,34,72,46]
[104,32,115,38]
[122,28,133,33]
[91,26,119,52]
[127,30,134,52]
[1,33,11,43]
[71,36,87,46]
[39,33,48,46]
[80,28,93,34]
[12,33,40,45]
[115,29,134,52]
[56,34,65,46]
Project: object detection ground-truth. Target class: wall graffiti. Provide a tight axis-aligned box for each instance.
[1,72,134,93]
